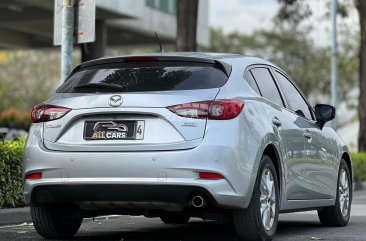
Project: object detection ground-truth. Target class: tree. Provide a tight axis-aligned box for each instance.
[276,0,312,26]
[355,0,366,151]
[176,0,199,51]
[277,0,365,151]
[206,27,357,105]
[0,50,80,112]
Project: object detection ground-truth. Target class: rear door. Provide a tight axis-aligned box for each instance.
[43,59,230,151]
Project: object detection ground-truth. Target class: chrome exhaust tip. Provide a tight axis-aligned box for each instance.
[192,195,206,208]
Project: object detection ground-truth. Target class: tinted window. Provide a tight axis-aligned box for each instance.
[251,68,284,107]
[57,62,229,93]
[244,71,261,95]
[275,71,313,120]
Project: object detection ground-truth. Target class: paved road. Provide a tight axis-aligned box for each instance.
[1,190,365,241]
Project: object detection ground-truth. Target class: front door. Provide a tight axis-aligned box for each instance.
[273,69,334,200]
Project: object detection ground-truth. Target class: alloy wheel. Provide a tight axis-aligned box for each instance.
[339,168,350,217]
[260,168,276,231]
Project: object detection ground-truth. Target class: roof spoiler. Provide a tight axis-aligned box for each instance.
[74,56,232,78]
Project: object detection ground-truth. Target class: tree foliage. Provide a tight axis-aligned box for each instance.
[276,0,363,150]
[0,50,80,112]
[206,26,358,105]
[276,0,312,26]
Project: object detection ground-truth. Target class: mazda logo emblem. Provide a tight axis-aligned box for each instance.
[108,95,123,107]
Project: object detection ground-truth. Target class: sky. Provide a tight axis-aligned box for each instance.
[209,0,359,46]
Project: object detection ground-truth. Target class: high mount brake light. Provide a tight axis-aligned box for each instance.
[31,104,71,123]
[124,57,158,62]
[167,100,244,120]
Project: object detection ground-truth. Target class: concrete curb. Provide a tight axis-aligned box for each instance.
[0,207,31,226]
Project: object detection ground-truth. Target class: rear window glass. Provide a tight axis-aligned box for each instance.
[57,61,229,93]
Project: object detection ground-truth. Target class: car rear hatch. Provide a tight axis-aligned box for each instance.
[41,56,231,152]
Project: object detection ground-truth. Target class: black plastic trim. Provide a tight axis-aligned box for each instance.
[65,56,232,83]
[30,184,217,206]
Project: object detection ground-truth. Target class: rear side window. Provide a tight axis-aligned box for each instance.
[244,71,261,95]
[274,71,313,120]
[251,68,284,107]
[57,61,229,93]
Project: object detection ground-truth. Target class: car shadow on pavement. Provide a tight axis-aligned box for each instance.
[70,219,324,241]
[277,220,322,235]
[74,221,237,241]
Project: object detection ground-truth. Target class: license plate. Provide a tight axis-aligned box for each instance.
[83,120,145,140]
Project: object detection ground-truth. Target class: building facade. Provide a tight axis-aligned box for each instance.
[0,0,209,50]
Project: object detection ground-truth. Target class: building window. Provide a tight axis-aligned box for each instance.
[160,0,169,12]
[146,0,177,14]
[146,0,155,8]
[169,0,177,14]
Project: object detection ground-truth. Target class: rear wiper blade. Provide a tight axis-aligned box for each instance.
[73,83,124,92]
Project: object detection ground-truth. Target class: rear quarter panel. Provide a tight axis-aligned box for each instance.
[213,58,283,205]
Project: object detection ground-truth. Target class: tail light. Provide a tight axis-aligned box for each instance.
[31,104,71,123]
[167,100,244,120]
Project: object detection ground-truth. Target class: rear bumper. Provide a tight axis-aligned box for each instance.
[24,178,246,209]
[23,121,260,209]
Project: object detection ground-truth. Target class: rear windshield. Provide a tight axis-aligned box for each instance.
[57,61,229,93]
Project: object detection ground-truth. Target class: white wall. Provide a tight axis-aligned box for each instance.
[96,0,145,18]
[105,0,210,47]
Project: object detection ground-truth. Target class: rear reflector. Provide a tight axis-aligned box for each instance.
[199,172,224,180]
[31,104,71,123]
[168,99,244,120]
[25,173,42,180]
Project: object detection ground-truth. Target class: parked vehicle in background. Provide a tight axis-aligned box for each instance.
[23,53,352,241]
[0,127,9,139]
[0,127,27,140]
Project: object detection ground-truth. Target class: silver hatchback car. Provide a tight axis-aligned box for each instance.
[23,53,352,241]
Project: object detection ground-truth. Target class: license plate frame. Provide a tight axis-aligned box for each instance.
[83,120,145,140]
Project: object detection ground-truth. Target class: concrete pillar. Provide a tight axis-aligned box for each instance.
[81,19,106,62]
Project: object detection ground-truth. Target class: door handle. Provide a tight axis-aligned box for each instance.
[303,132,312,139]
[271,117,282,127]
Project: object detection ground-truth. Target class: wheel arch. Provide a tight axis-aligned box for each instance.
[341,152,353,184]
[262,144,283,197]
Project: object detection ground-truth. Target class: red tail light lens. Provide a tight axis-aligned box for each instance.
[167,100,244,120]
[25,172,42,180]
[31,104,71,123]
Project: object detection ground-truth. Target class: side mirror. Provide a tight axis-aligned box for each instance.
[314,104,336,129]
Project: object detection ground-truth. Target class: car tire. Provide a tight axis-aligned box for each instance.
[318,159,352,227]
[31,205,83,239]
[233,155,279,241]
[160,213,190,224]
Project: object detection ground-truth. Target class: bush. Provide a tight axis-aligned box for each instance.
[351,153,366,182]
[0,137,26,208]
